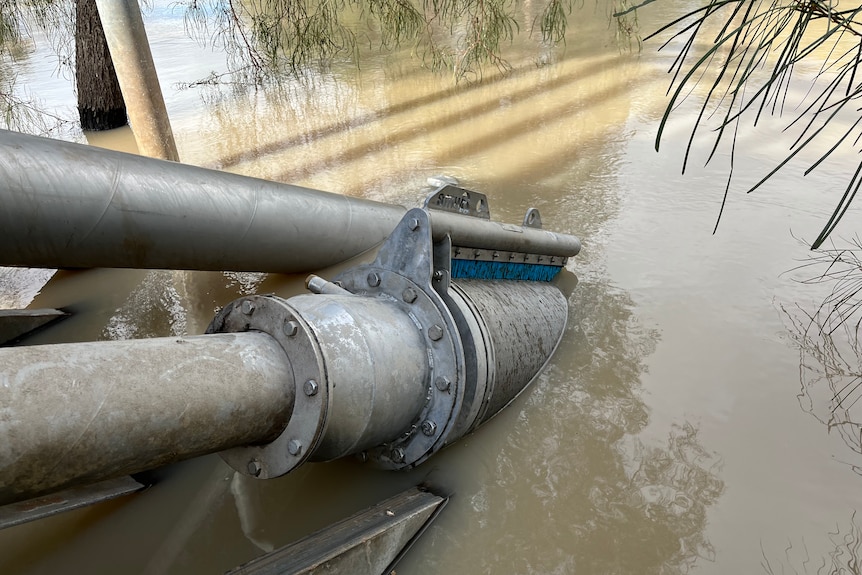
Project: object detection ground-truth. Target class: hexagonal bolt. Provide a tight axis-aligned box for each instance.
[241,300,255,315]
[402,288,418,303]
[303,379,319,396]
[283,320,299,337]
[288,439,303,456]
[408,218,420,231]
[420,420,437,436]
[433,270,444,281]
[435,376,451,392]
[247,460,262,477]
[428,324,444,341]
[391,448,405,463]
[367,272,381,287]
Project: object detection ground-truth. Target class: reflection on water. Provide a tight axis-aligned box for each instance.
[781,242,862,475]
[762,511,862,575]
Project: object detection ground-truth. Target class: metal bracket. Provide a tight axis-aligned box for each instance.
[523,207,542,229]
[424,185,491,220]
[335,208,466,470]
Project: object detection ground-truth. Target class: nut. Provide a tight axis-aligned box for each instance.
[421,420,437,436]
[402,288,418,303]
[304,379,319,396]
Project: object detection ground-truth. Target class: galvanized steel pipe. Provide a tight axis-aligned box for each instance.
[0,332,294,505]
[95,0,179,161]
[0,130,404,273]
[0,131,580,273]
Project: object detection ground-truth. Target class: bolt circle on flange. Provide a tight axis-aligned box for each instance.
[334,265,465,471]
[208,295,329,479]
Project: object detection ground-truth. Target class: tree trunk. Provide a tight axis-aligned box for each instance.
[75,0,127,131]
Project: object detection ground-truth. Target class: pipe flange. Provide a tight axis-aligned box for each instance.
[207,295,329,478]
[336,268,463,470]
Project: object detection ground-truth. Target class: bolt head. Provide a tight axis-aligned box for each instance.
[241,300,255,315]
[433,270,444,281]
[428,324,444,341]
[408,217,420,230]
[304,379,319,396]
[391,448,405,463]
[247,460,262,477]
[283,320,299,337]
[402,288,418,303]
[435,376,451,392]
[288,439,303,456]
[367,272,381,287]
[421,420,437,436]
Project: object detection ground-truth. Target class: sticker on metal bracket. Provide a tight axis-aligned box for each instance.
[424,185,491,220]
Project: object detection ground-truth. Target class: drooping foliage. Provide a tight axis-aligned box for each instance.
[0,0,72,134]
[618,0,862,249]
[178,0,580,82]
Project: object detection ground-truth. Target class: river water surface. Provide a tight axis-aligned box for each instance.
[1,1,861,574]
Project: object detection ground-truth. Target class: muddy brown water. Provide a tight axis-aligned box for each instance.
[1,1,862,573]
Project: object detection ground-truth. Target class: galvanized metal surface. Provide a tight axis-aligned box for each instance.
[0,332,294,505]
[0,309,68,345]
[0,476,146,530]
[336,209,467,470]
[288,293,429,461]
[212,293,429,477]
[451,279,568,431]
[95,0,179,161]
[227,487,447,575]
[428,210,580,257]
[424,185,491,219]
[0,131,580,274]
[0,130,403,273]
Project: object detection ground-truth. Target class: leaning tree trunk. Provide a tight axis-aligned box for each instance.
[75,0,127,130]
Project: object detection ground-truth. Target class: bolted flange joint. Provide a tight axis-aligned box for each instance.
[207,295,329,479]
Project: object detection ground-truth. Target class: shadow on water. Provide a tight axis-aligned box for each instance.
[209,52,629,176]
